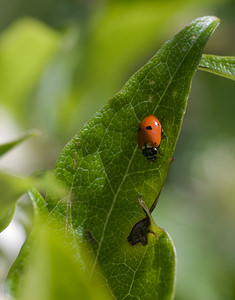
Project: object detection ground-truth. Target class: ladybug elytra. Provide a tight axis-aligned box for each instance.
[137,115,163,161]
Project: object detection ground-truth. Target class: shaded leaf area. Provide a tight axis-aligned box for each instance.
[199,54,235,80]
[0,130,40,157]
[45,17,219,299]
[7,188,113,300]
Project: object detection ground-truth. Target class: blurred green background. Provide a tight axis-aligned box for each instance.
[0,0,234,299]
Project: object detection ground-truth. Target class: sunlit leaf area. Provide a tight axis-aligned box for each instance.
[0,1,234,300]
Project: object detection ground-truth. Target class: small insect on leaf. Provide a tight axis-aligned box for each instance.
[137,115,163,161]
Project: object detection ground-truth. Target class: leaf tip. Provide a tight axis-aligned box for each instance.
[196,15,220,29]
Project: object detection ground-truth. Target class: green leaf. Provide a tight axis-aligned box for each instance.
[7,189,113,300]
[46,17,219,299]
[18,227,112,300]
[6,189,48,296]
[199,54,235,80]
[28,187,48,217]
[0,130,40,157]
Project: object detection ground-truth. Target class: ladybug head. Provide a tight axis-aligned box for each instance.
[142,147,158,161]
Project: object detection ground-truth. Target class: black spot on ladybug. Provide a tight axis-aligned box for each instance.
[146,126,152,130]
[138,127,141,132]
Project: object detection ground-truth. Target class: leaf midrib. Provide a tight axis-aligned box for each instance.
[90,146,138,278]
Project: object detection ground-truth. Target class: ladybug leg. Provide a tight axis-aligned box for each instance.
[161,129,166,140]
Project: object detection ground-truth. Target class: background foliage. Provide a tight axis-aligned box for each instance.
[0,0,234,299]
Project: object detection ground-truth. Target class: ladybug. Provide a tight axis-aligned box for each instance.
[137,115,163,161]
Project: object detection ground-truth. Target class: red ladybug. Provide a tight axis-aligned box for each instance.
[137,115,163,161]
